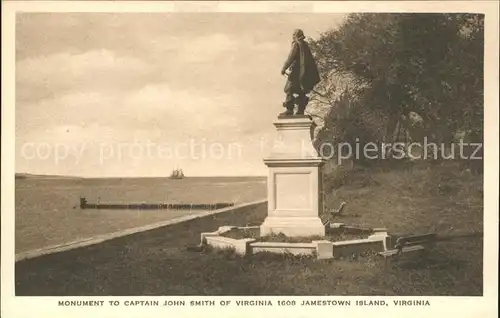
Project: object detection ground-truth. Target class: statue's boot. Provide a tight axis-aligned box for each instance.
[280,100,294,116]
[295,96,309,115]
[296,106,305,115]
[280,93,295,116]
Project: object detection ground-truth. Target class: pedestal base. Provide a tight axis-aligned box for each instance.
[260,216,326,237]
[261,116,327,238]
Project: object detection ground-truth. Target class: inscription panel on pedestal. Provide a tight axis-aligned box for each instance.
[274,173,311,210]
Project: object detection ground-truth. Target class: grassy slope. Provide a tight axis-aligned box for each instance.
[15,161,483,296]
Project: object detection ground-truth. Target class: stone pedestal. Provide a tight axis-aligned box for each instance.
[260,115,327,237]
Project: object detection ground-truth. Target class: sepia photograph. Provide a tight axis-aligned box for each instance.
[1,1,498,317]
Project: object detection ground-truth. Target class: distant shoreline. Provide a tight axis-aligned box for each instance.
[15,173,83,180]
[15,173,266,180]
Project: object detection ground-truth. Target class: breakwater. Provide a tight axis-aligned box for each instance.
[79,197,234,211]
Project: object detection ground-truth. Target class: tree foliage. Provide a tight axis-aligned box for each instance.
[309,13,484,163]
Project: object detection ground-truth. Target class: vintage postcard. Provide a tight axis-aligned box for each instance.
[1,1,498,317]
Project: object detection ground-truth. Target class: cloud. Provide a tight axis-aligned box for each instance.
[14,13,347,176]
[16,49,154,102]
[15,85,270,177]
[14,38,288,177]
[158,33,282,64]
[16,13,346,60]
[15,34,281,106]
[166,33,238,63]
[121,82,249,134]
[17,81,251,144]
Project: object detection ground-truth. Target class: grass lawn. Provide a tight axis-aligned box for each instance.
[15,161,483,296]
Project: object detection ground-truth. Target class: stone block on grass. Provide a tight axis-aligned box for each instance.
[249,242,316,256]
[234,238,257,256]
[368,232,391,251]
[200,231,220,244]
[217,226,237,234]
[330,223,345,229]
[313,240,334,259]
[332,238,385,258]
[206,236,236,251]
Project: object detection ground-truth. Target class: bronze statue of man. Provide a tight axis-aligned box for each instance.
[280,29,321,116]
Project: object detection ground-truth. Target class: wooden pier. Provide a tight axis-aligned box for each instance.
[79,197,234,211]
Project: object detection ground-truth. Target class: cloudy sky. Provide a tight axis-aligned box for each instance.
[16,13,345,177]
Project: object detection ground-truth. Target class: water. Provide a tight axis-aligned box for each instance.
[15,176,266,253]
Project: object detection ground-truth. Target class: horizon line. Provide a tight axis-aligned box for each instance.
[15,172,267,179]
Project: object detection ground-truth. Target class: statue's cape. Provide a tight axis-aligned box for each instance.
[297,40,321,93]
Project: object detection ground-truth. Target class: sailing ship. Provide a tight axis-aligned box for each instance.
[169,167,185,179]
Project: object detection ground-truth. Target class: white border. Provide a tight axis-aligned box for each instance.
[2,1,498,318]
